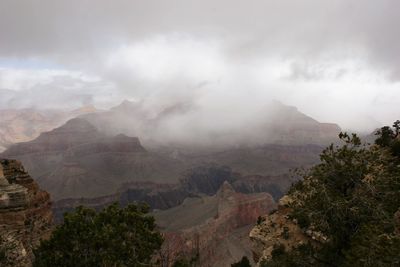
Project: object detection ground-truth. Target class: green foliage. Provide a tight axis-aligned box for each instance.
[263,122,400,266]
[270,244,286,259]
[375,126,394,147]
[282,227,290,240]
[172,258,191,267]
[172,253,199,267]
[231,256,251,267]
[343,224,400,267]
[0,239,8,265]
[33,203,163,267]
[375,120,400,157]
[0,246,5,264]
[0,235,16,266]
[261,243,319,267]
[257,216,265,225]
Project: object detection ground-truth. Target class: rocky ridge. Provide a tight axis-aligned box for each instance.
[0,159,53,267]
[51,166,292,222]
[154,181,276,266]
[249,195,325,265]
[1,102,333,204]
[0,106,98,152]
[1,118,184,200]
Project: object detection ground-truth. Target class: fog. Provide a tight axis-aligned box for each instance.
[1,0,400,133]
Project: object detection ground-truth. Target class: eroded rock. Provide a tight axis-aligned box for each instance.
[0,159,53,267]
[249,195,323,265]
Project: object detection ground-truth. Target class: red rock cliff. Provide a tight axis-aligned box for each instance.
[156,181,276,266]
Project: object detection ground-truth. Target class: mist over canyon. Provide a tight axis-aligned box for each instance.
[0,100,338,266]
[1,1,400,266]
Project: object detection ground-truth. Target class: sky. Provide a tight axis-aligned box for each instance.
[0,0,399,132]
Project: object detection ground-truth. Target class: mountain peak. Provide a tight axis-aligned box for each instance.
[55,118,98,133]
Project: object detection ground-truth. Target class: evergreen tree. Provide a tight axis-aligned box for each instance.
[263,122,400,266]
[33,203,163,267]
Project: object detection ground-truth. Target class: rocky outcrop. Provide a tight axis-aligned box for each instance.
[154,182,276,267]
[0,159,53,267]
[249,196,324,265]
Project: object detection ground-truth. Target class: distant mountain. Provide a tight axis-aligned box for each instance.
[2,118,186,200]
[80,100,341,148]
[0,105,98,152]
[0,101,342,267]
[263,102,341,145]
[1,100,337,203]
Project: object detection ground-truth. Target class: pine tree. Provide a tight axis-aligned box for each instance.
[33,203,163,267]
[263,121,400,266]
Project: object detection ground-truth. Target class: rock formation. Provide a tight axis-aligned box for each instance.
[51,166,290,222]
[1,118,185,200]
[0,159,53,267]
[249,195,324,265]
[1,102,329,204]
[154,181,276,267]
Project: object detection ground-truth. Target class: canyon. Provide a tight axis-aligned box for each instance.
[154,181,276,266]
[1,103,330,203]
[0,101,341,266]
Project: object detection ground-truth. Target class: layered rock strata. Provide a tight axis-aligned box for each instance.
[0,159,53,267]
[155,182,276,266]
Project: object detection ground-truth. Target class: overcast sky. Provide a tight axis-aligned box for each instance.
[0,0,399,132]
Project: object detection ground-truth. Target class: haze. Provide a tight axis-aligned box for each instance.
[1,0,400,133]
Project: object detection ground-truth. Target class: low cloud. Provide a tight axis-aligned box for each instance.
[0,0,399,132]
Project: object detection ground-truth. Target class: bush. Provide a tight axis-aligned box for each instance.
[263,122,400,266]
[33,203,163,267]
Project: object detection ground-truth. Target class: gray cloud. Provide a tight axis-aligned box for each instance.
[0,0,399,132]
[0,1,399,66]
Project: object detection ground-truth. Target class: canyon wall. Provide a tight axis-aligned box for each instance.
[155,182,276,267]
[0,159,53,267]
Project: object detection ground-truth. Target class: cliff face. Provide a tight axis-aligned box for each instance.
[51,166,289,223]
[154,182,276,267]
[249,196,323,265]
[2,118,185,200]
[2,115,324,203]
[0,159,53,267]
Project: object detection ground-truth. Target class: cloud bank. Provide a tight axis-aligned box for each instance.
[0,0,399,132]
